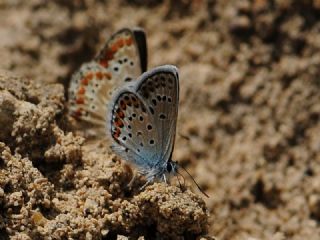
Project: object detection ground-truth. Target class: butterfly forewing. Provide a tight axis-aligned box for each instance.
[108,65,179,177]
[68,28,147,135]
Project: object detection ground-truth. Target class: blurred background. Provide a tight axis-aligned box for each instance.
[1,0,320,239]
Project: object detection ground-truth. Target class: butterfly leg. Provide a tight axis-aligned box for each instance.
[163,174,167,184]
[139,176,155,190]
[139,181,149,190]
[127,170,137,188]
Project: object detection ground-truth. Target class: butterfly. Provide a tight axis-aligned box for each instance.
[108,65,180,185]
[68,28,147,136]
[69,28,208,197]
[108,65,209,197]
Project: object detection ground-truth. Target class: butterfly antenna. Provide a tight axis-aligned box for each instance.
[175,174,182,189]
[179,133,190,141]
[179,165,209,198]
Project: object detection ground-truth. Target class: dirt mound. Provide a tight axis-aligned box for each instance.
[1,0,320,239]
[0,73,207,239]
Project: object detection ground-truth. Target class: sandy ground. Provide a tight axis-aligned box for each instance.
[1,0,320,239]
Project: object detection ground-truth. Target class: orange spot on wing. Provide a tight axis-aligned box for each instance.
[117,38,124,48]
[76,97,85,104]
[115,118,124,128]
[96,72,103,80]
[105,50,114,60]
[126,37,133,46]
[99,50,114,67]
[117,110,125,119]
[78,87,85,95]
[87,73,93,80]
[100,59,108,68]
[73,108,83,117]
[113,128,121,139]
[120,100,126,110]
[81,78,89,85]
[81,73,93,86]
[111,43,118,53]
[104,73,111,80]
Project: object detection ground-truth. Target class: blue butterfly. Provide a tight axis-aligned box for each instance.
[108,65,208,197]
[108,65,178,181]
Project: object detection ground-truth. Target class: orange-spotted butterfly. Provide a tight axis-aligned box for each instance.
[107,65,180,186]
[69,29,208,197]
[68,28,147,136]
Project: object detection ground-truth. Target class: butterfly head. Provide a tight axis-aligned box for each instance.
[166,160,178,174]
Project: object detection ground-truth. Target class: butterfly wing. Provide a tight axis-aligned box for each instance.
[68,28,147,134]
[95,28,147,82]
[135,65,179,168]
[108,65,179,178]
[68,62,114,125]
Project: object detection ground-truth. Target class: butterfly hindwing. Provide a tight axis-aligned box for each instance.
[108,65,179,177]
[68,62,115,125]
[68,28,147,135]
